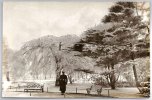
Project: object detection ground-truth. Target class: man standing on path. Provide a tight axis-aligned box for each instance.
[59,71,68,95]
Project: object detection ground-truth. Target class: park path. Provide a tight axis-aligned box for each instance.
[2,82,146,98]
[2,87,145,98]
[2,91,109,98]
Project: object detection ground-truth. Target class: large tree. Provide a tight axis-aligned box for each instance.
[20,37,65,86]
[3,37,10,81]
[73,2,150,89]
[102,2,150,88]
[20,35,94,86]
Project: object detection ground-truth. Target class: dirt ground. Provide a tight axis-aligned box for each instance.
[2,83,148,98]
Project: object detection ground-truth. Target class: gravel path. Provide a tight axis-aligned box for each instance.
[2,82,147,98]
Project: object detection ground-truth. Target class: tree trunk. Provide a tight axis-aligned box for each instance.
[132,65,140,87]
[55,70,61,86]
[49,47,62,86]
[68,75,73,84]
[110,66,116,89]
[111,82,115,89]
[109,75,116,89]
[6,71,10,81]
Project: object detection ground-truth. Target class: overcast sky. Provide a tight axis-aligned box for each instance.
[3,1,113,50]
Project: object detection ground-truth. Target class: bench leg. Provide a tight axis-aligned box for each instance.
[97,92,101,95]
[87,90,90,94]
[24,89,44,92]
[97,89,102,96]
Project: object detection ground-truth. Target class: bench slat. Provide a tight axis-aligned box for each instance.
[24,82,44,92]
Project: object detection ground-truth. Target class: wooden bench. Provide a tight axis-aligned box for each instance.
[86,85,102,95]
[139,82,150,96]
[24,82,44,92]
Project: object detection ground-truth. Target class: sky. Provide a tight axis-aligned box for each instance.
[3,1,113,50]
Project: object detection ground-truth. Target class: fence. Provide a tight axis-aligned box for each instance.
[6,82,111,97]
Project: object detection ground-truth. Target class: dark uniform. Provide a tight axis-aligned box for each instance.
[59,72,68,94]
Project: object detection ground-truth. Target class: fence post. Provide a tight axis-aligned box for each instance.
[47,87,48,92]
[76,87,77,94]
[108,89,110,97]
[42,86,44,92]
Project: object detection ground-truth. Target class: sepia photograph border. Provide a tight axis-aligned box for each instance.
[0,0,151,100]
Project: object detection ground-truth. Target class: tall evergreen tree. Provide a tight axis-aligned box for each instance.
[74,2,150,89]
